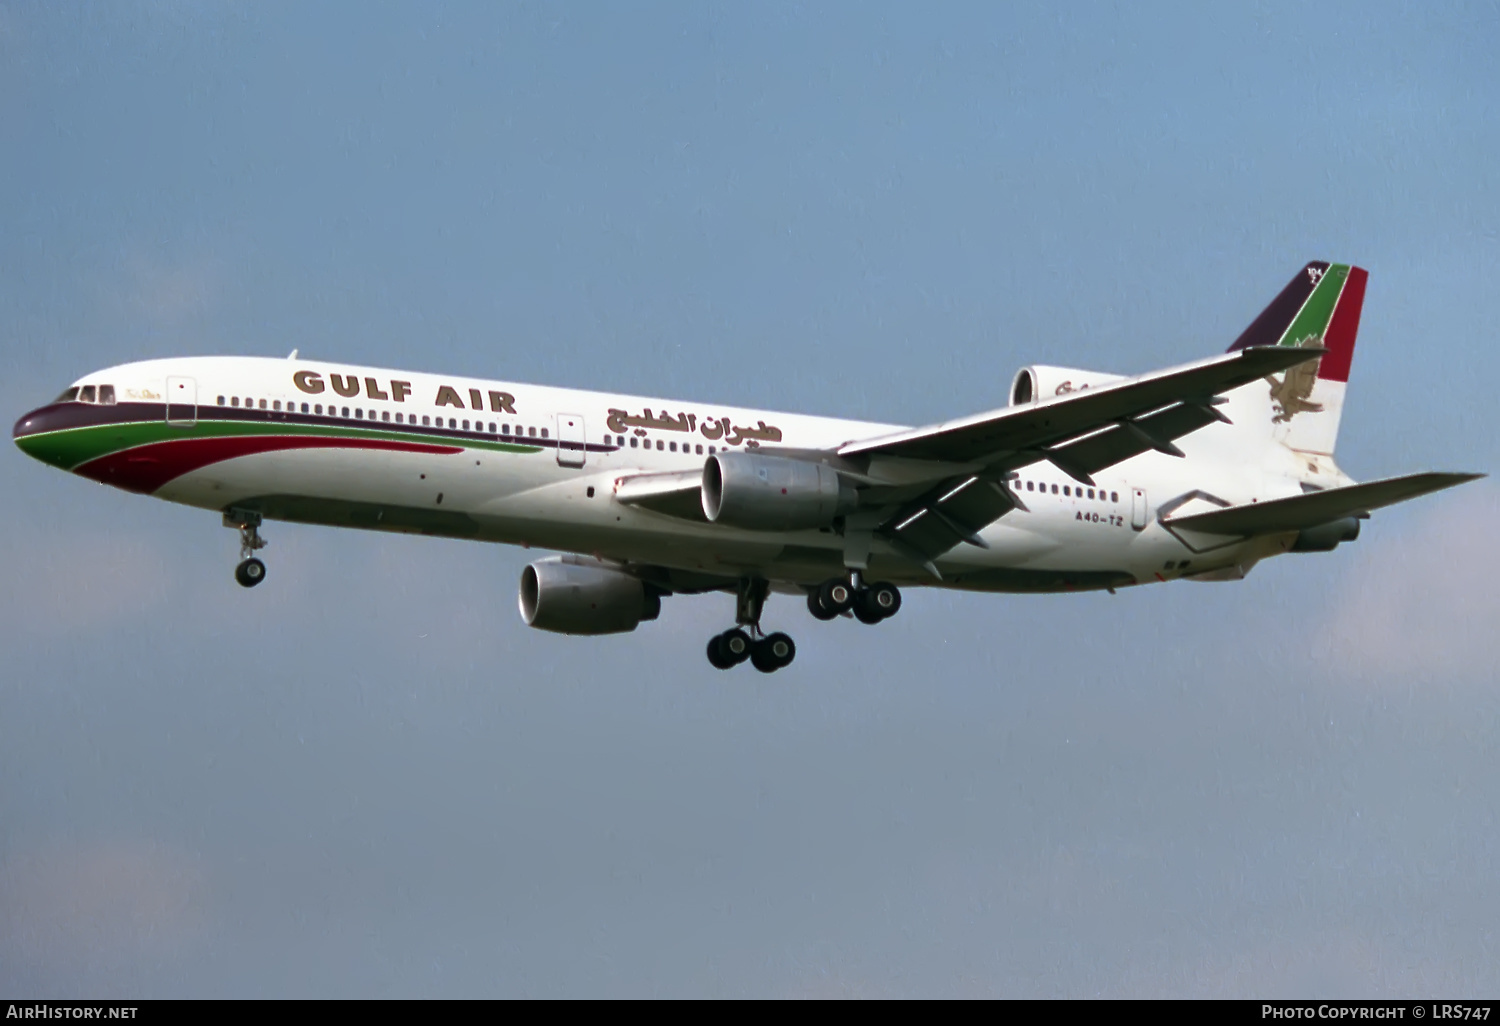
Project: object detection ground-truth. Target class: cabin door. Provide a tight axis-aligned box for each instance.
[556,413,586,468]
[166,376,197,427]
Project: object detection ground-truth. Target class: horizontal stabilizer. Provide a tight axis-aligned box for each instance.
[1164,472,1484,537]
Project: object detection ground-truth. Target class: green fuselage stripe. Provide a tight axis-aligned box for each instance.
[18,417,545,471]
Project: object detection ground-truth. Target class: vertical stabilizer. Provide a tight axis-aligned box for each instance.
[1227,261,1367,456]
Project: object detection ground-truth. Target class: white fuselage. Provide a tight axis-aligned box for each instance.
[55,355,1336,592]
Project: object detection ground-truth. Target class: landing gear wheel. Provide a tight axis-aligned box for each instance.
[807,590,837,621]
[750,632,796,673]
[719,628,752,665]
[853,581,901,623]
[817,578,855,616]
[707,634,735,670]
[867,581,901,619]
[235,557,266,588]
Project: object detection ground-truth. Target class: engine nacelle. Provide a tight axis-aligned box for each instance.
[1290,516,1361,553]
[518,556,661,635]
[701,452,856,531]
[1010,365,1127,405]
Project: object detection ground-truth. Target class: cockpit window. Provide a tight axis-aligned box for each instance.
[98,384,116,404]
[78,385,96,403]
[56,387,80,403]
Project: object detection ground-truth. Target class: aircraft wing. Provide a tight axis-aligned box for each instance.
[839,346,1320,470]
[1162,472,1484,537]
[840,346,1324,567]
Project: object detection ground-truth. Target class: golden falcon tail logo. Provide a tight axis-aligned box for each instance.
[1266,334,1326,423]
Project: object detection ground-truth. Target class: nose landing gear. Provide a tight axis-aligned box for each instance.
[225,509,268,588]
[707,579,797,673]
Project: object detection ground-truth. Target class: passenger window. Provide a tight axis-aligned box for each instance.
[540,428,548,439]
[447,418,455,429]
[696,444,703,455]
[314,404,323,414]
[501,424,510,435]
[528,427,536,438]
[669,442,677,452]
[259,399,267,410]
[273,400,282,411]
[422,416,430,426]
[1063,486,1070,497]
[489,422,496,433]
[1026,481,1034,491]
[98,385,116,404]
[656,440,664,451]
[462,420,469,430]
[395,413,402,423]
[231,396,240,407]
[342,407,349,417]
[1051,484,1058,494]
[301,403,309,413]
[217,396,226,406]
[381,411,389,422]
[708,446,716,454]
[355,409,363,419]
[630,437,638,448]
[1111,491,1119,502]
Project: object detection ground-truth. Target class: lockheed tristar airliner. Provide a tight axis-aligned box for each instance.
[14,262,1481,672]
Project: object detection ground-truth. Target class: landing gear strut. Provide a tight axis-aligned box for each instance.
[707,578,796,673]
[225,509,267,588]
[807,575,901,624]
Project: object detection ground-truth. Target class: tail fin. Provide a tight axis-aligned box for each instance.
[1227,261,1367,456]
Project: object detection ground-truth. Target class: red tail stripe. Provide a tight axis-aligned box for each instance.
[1319,266,1366,383]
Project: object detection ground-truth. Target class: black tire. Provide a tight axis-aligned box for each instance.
[867,581,901,619]
[706,635,735,670]
[764,632,795,669]
[235,558,266,588]
[807,590,837,621]
[817,578,855,615]
[852,596,884,624]
[720,628,753,665]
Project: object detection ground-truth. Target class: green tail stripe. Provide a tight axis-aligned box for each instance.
[1278,263,1350,346]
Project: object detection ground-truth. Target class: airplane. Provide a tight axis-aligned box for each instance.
[13,261,1481,672]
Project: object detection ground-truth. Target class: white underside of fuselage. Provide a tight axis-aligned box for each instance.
[155,441,1281,593]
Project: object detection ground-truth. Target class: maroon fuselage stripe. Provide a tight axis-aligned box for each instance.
[1317,266,1366,384]
[74,435,463,494]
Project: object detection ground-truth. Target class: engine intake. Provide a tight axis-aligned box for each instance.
[519,556,661,635]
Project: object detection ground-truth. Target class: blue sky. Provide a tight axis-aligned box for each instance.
[2,1,1498,997]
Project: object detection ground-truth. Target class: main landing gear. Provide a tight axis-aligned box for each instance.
[707,578,796,673]
[806,575,901,624]
[225,509,267,588]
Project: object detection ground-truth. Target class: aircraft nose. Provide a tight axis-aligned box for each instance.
[13,404,77,469]
[13,408,42,442]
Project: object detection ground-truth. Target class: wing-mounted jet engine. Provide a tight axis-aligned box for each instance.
[700,451,858,531]
[519,555,663,635]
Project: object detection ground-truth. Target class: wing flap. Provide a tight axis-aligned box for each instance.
[1164,472,1484,536]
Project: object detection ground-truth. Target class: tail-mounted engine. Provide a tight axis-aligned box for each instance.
[1010,365,1127,405]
